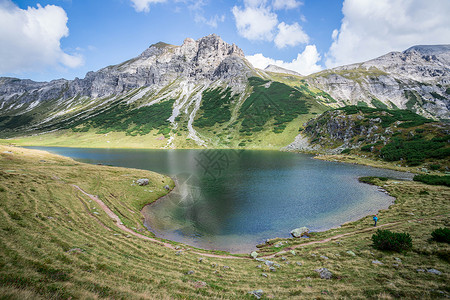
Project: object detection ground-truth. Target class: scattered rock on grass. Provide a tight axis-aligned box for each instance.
[269,267,276,272]
[164,185,170,191]
[427,269,442,275]
[265,260,274,267]
[67,248,84,254]
[193,281,207,288]
[296,262,302,266]
[290,250,296,256]
[417,269,425,272]
[248,289,264,299]
[262,273,268,278]
[346,250,356,256]
[320,255,329,260]
[372,260,383,265]
[274,241,287,248]
[315,268,333,279]
[137,179,149,186]
[250,251,258,259]
[186,270,195,275]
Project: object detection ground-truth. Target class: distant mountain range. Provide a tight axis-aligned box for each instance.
[0,34,448,150]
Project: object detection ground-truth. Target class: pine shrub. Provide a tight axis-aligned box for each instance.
[431,227,450,243]
[372,229,412,252]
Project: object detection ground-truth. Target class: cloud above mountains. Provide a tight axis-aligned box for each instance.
[0,0,83,74]
[246,45,322,75]
[326,0,450,68]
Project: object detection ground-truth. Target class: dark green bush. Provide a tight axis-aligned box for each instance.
[195,88,235,128]
[71,99,174,136]
[238,77,310,135]
[431,228,450,243]
[429,164,440,170]
[372,229,412,252]
[341,148,351,154]
[413,174,450,187]
[380,136,449,165]
[361,144,374,152]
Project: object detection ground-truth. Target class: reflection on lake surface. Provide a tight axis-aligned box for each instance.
[29,147,413,253]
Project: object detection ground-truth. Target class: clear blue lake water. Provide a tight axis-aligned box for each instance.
[29,147,413,253]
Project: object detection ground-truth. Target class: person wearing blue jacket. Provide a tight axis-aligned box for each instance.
[373,215,378,227]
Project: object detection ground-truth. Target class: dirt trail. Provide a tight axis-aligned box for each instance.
[72,185,244,259]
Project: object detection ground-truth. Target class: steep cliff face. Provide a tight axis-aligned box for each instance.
[305,45,450,119]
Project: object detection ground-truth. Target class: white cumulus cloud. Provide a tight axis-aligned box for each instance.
[232,5,278,41]
[0,0,83,74]
[246,45,322,75]
[272,0,301,10]
[274,22,309,48]
[130,0,167,13]
[326,0,450,68]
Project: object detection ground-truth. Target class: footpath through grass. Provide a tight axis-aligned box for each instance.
[0,146,449,299]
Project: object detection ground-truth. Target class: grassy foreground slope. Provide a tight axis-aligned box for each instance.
[0,146,449,299]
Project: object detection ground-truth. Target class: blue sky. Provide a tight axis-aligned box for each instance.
[1,0,449,81]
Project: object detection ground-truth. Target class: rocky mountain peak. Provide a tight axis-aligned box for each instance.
[264,65,302,76]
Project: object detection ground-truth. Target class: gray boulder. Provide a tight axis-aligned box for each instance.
[164,185,170,190]
[250,251,258,259]
[315,267,333,279]
[137,178,149,186]
[248,289,264,299]
[290,227,309,238]
[427,268,442,275]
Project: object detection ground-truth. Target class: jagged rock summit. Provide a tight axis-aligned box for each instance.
[264,65,302,77]
[0,34,252,101]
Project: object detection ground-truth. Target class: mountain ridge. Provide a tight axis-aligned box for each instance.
[0,35,449,150]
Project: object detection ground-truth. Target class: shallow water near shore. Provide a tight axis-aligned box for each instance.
[29,147,413,253]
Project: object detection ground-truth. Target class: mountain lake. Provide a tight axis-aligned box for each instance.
[28,147,414,253]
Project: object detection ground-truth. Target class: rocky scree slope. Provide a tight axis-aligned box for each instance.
[305,45,450,119]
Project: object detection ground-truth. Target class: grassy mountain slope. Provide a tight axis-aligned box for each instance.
[3,76,330,150]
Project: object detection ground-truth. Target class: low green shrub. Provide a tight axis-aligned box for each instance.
[431,227,450,243]
[358,176,388,185]
[341,148,351,154]
[372,229,412,252]
[413,174,450,187]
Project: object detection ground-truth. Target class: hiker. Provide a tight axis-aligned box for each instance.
[373,215,378,227]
